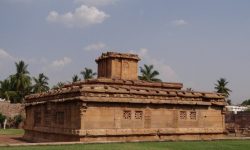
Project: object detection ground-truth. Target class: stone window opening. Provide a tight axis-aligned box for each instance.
[135,111,143,120]
[180,111,187,120]
[123,110,131,120]
[190,111,197,120]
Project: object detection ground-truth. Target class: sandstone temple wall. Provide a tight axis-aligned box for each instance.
[83,103,224,131]
[24,101,225,142]
[24,102,81,132]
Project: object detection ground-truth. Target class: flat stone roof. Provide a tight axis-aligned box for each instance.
[95,52,140,62]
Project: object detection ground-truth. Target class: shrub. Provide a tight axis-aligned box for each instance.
[13,115,23,128]
[0,113,6,128]
[5,115,23,128]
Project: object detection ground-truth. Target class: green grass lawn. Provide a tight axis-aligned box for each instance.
[0,129,24,135]
[1,140,250,150]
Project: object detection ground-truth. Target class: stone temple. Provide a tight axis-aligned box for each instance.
[23,52,227,142]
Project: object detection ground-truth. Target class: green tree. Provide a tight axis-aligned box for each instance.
[72,74,81,82]
[10,61,32,102]
[138,64,161,82]
[33,73,50,93]
[227,99,232,105]
[214,78,232,97]
[241,99,250,106]
[0,113,6,128]
[52,82,65,89]
[0,79,12,101]
[13,115,23,128]
[214,78,232,105]
[80,68,97,80]
[0,79,19,102]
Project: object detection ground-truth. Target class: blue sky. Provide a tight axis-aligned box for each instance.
[0,0,250,104]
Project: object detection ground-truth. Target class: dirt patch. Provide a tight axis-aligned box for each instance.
[0,135,29,144]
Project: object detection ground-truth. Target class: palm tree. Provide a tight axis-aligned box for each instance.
[214,78,232,98]
[72,74,80,82]
[11,61,31,102]
[80,68,97,80]
[138,64,161,82]
[0,79,12,101]
[33,73,50,93]
[52,82,65,89]
[0,79,18,103]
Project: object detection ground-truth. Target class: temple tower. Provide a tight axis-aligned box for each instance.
[95,52,140,80]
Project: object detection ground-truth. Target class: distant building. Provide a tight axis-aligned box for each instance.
[226,105,248,114]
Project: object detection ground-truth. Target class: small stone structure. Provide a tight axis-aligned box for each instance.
[23,52,227,142]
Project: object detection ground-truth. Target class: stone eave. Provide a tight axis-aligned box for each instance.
[25,87,224,102]
[25,79,225,106]
[25,94,226,107]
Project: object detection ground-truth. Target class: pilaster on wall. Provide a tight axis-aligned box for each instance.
[173,107,178,128]
[144,107,151,128]
[79,102,87,129]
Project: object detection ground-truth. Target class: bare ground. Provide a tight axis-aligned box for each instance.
[0,135,29,144]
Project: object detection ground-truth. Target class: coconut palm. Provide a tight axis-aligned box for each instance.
[138,64,161,82]
[214,78,232,98]
[0,79,12,101]
[0,79,19,102]
[33,73,49,93]
[11,60,32,102]
[72,74,80,82]
[52,82,65,89]
[80,68,96,80]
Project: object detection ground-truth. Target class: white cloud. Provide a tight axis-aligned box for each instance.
[0,49,13,60]
[74,0,118,7]
[84,42,106,51]
[172,19,188,26]
[46,5,109,28]
[50,57,72,68]
[0,49,16,79]
[130,48,179,82]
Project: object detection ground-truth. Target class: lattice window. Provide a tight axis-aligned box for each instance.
[190,111,197,120]
[56,112,64,125]
[135,111,143,120]
[180,111,187,120]
[123,110,131,120]
[34,111,41,126]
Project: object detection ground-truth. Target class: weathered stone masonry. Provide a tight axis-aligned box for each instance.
[23,52,227,142]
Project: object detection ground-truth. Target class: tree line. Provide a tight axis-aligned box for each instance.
[0,60,236,104]
[0,61,100,103]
